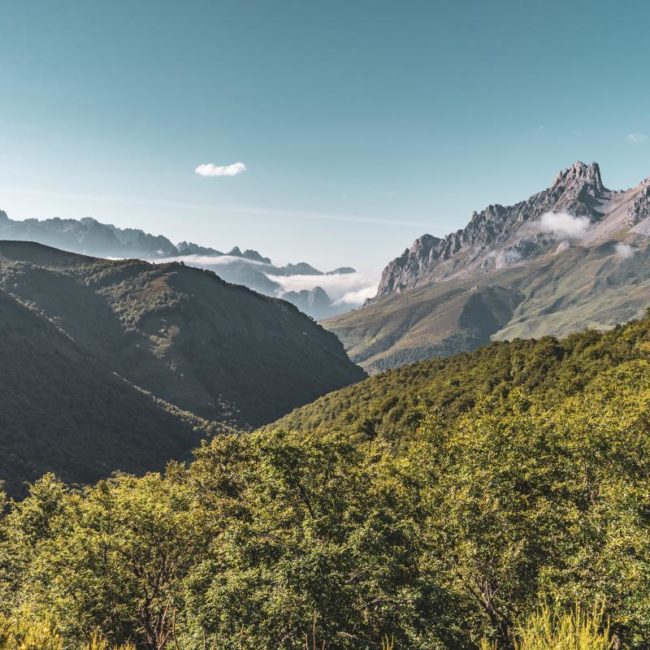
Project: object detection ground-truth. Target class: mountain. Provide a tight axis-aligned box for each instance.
[0,212,365,319]
[0,212,179,258]
[0,241,365,494]
[324,162,650,372]
[281,286,340,321]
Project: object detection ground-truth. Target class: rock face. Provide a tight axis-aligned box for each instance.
[325,162,650,372]
[377,162,608,297]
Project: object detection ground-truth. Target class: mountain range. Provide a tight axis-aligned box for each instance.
[0,211,367,319]
[0,241,364,495]
[324,162,650,372]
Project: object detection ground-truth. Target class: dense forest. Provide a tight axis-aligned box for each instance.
[1,313,649,648]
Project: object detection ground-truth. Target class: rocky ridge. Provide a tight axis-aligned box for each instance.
[376,162,614,297]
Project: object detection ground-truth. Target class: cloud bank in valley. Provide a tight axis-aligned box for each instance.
[156,254,266,267]
[195,162,247,177]
[533,212,591,240]
[268,272,378,306]
[152,254,378,311]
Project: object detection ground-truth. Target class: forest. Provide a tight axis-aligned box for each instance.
[1,313,649,649]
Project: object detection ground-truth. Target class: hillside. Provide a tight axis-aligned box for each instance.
[1,313,648,648]
[324,162,650,371]
[0,288,214,496]
[271,309,650,440]
[0,241,364,493]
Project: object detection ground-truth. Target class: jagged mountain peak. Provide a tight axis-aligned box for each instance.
[552,160,605,193]
[374,162,646,298]
[327,162,650,373]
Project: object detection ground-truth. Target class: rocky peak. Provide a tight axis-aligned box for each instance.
[552,161,604,194]
[242,249,272,264]
[375,161,614,299]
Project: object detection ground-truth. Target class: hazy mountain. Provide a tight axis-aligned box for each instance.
[0,211,364,318]
[280,286,347,321]
[0,241,365,494]
[324,162,650,372]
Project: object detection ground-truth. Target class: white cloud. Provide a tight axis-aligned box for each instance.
[155,254,265,267]
[195,162,247,177]
[334,285,378,306]
[151,255,378,308]
[614,242,635,259]
[533,212,591,240]
[269,272,378,305]
[626,133,647,144]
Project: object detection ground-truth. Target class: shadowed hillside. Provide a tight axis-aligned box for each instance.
[0,241,365,494]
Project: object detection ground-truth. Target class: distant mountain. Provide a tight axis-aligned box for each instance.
[324,162,650,372]
[0,211,179,258]
[281,286,339,321]
[0,241,365,494]
[0,211,364,318]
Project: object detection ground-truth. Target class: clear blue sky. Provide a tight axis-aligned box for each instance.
[1,0,649,275]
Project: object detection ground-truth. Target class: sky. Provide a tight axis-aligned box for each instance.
[1,0,649,276]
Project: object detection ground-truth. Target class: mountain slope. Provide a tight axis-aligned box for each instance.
[324,162,650,371]
[0,241,365,427]
[0,242,365,493]
[0,288,214,496]
[269,309,650,442]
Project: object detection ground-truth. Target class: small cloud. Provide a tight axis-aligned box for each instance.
[533,212,590,240]
[614,242,635,259]
[334,285,378,306]
[195,162,247,177]
[626,133,647,144]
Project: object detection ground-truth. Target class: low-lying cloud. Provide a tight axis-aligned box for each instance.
[156,254,265,267]
[195,162,247,177]
[614,242,635,259]
[334,285,378,306]
[533,212,590,240]
[151,254,378,310]
[269,272,378,306]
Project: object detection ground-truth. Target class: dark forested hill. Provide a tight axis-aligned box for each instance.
[0,241,364,494]
[0,289,213,495]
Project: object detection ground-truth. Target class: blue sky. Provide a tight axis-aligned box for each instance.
[1,0,649,275]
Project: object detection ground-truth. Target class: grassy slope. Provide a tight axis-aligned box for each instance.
[324,240,650,373]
